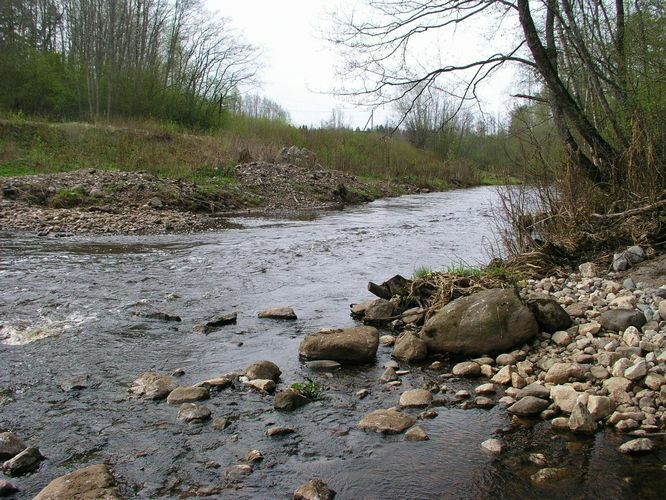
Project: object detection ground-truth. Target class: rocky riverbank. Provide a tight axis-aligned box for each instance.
[0,148,419,235]
[1,244,664,496]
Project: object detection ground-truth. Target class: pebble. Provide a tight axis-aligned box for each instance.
[266,427,295,437]
[294,479,336,500]
[404,426,429,441]
[481,438,503,454]
[618,438,654,454]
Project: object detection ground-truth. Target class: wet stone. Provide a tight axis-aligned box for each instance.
[358,409,416,434]
[274,388,309,411]
[258,307,297,320]
[531,467,571,486]
[129,371,178,400]
[246,450,264,462]
[244,360,282,382]
[481,438,503,454]
[247,379,276,394]
[404,425,429,441]
[167,386,209,405]
[2,447,43,476]
[177,403,211,423]
[619,438,654,454]
[225,464,252,480]
[507,396,550,416]
[380,367,398,383]
[294,479,336,500]
[306,360,342,371]
[0,433,26,460]
[58,374,90,392]
[516,383,550,400]
[0,479,19,496]
[33,464,122,500]
[399,389,433,408]
[452,361,481,377]
[266,427,295,437]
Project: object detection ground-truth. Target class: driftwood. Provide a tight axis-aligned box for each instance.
[591,199,666,220]
[367,274,411,300]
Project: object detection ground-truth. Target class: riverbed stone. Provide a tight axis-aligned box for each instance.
[420,289,539,355]
[568,400,596,433]
[299,326,379,363]
[404,425,429,441]
[392,332,427,362]
[491,365,514,385]
[129,371,178,400]
[517,383,550,400]
[167,386,209,405]
[305,360,342,371]
[618,438,654,454]
[0,433,26,460]
[587,395,613,420]
[550,385,581,413]
[2,447,43,476]
[363,299,395,325]
[399,389,433,408]
[244,360,282,382]
[379,335,396,346]
[246,379,277,394]
[624,360,647,381]
[274,388,309,411]
[0,480,19,496]
[544,363,588,384]
[358,409,416,434]
[293,479,336,500]
[177,403,211,423]
[475,383,496,395]
[452,361,481,378]
[528,298,572,333]
[551,331,572,346]
[507,396,549,416]
[496,353,517,366]
[603,377,633,393]
[192,313,237,334]
[645,373,665,391]
[194,377,233,390]
[33,464,122,500]
[258,307,297,320]
[599,309,646,332]
[531,467,571,486]
[481,438,503,454]
[380,367,398,383]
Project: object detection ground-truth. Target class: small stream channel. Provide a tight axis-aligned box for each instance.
[1,187,664,498]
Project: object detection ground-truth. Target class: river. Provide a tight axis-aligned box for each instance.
[1,187,663,498]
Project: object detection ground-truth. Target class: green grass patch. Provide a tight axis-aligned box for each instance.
[412,265,435,279]
[290,380,324,400]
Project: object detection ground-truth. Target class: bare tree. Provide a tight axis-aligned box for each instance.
[331,0,666,191]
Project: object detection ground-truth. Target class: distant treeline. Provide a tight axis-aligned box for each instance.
[0,0,259,127]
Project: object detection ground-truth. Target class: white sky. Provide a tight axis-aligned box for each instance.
[208,0,518,128]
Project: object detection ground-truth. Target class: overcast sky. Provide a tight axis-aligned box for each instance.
[208,0,517,128]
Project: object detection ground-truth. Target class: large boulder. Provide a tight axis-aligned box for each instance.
[299,326,379,363]
[34,464,123,500]
[420,289,538,355]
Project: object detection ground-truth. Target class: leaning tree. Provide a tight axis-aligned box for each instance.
[331,0,666,197]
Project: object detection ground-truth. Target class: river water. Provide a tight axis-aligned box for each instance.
[1,187,663,498]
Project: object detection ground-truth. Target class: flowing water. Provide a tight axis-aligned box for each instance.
[1,187,663,498]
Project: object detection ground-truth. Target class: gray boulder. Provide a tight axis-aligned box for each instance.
[527,298,572,333]
[599,309,646,331]
[420,289,538,355]
[299,326,379,363]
